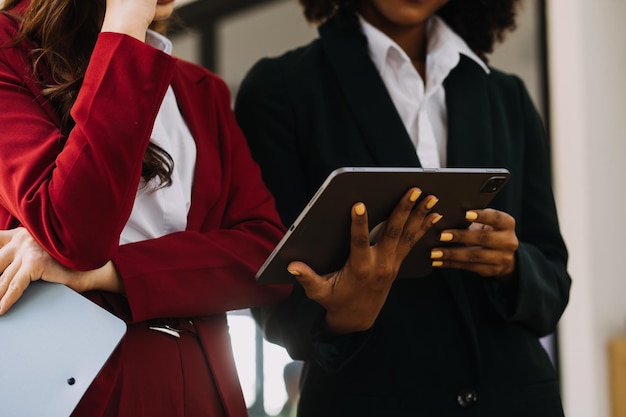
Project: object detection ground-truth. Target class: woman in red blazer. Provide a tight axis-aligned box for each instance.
[0,0,296,415]
[0,0,440,414]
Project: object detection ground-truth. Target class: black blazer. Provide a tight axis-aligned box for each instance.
[235,15,570,417]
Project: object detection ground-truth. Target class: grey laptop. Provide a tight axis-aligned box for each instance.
[0,281,127,417]
[256,167,510,284]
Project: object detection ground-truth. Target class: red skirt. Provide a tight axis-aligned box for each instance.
[71,319,227,417]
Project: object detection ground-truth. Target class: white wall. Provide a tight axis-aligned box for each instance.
[490,0,544,115]
[547,1,626,416]
[216,0,317,95]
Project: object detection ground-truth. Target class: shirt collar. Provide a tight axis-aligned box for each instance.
[145,29,173,55]
[358,14,489,76]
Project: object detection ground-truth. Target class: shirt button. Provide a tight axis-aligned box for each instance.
[457,388,478,407]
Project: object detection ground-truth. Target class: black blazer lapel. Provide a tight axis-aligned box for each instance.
[443,57,499,370]
[319,18,420,167]
[445,56,495,168]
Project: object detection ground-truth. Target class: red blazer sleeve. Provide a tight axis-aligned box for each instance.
[0,20,176,270]
[112,66,291,322]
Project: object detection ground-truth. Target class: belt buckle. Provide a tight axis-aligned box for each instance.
[148,324,181,338]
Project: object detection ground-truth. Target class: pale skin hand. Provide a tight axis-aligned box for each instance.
[0,0,168,316]
[430,208,519,284]
[0,228,123,315]
[100,0,161,41]
[288,188,442,334]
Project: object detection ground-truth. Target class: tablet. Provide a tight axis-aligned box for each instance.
[256,167,510,284]
[0,281,127,417]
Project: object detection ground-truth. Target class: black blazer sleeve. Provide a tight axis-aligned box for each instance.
[490,75,570,336]
[236,55,333,364]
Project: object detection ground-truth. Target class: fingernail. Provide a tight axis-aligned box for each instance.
[426,197,439,209]
[431,250,443,259]
[354,203,365,216]
[440,232,453,242]
[431,214,443,225]
[288,269,300,276]
[466,211,478,221]
[432,261,443,267]
[409,189,422,202]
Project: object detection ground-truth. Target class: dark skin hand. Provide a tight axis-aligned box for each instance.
[287,187,442,334]
[430,208,519,284]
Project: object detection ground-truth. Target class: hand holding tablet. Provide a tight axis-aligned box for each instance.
[256,167,510,285]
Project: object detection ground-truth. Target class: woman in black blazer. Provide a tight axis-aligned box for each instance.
[235,0,571,416]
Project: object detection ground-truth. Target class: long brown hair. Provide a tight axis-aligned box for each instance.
[1,0,174,187]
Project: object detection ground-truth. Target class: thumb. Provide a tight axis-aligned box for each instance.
[287,261,328,301]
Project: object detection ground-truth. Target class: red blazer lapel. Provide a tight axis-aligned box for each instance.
[170,63,223,231]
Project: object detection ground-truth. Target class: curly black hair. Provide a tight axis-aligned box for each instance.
[298,0,521,60]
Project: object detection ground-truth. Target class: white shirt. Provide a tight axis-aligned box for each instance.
[119,30,197,245]
[358,15,489,168]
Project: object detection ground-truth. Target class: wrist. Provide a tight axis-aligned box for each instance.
[325,310,377,335]
[101,13,150,42]
[89,262,125,295]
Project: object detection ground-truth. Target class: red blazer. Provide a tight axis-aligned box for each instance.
[0,12,289,416]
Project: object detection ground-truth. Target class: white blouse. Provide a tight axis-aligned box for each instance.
[119,30,197,245]
[358,15,489,168]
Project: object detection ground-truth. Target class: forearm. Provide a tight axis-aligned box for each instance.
[0,32,175,270]
[81,261,125,295]
[114,226,289,322]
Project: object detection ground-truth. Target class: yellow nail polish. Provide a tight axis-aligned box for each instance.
[466,211,478,221]
[440,232,453,242]
[431,250,443,259]
[288,269,300,276]
[431,214,443,225]
[432,261,443,267]
[354,203,365,216]
[409,189,422,202]
[426,197,439,209]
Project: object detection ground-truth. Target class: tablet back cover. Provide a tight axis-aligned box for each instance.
[0,281,127,417]
[257,167,510,284]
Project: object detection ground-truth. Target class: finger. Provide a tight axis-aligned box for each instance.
[375,188,425,253]
[438,227,491,247]
[431,246,511,265]
[348,202,372,268]
[430,246,516,277]
[438,227,518,251]
[0,228,21,247]
[396,195,442,253]
[0,245,13,274]
[0,262,29,315]
[0,255,19,300]
[287,261,330,302]
[468,222,494,232]
[432,258,505,277]
[466,209,515,231]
